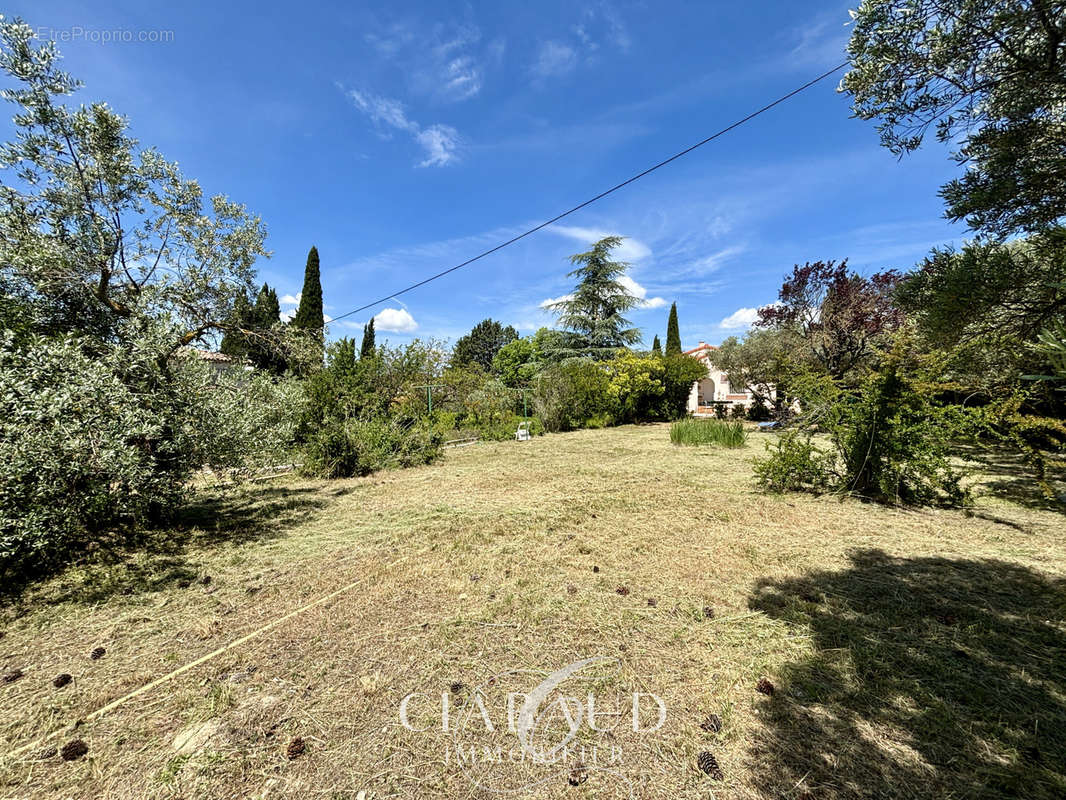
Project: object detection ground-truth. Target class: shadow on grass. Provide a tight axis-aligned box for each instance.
[3,485,330,606]
[747,549,1066,800]
[955,441,1065,511]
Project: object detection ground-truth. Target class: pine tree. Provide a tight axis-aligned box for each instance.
[651,335,662,356]
[547,236,641,360]
[665,302,682,355]
[360,317,376,359]
[292,246,324,333]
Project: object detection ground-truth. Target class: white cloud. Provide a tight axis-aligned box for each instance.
[618,275,667,309]
[531,40,578,78]
[547,225,651,262]
[439,55,482,101]
[342,87,461,168]
[374,307,419,333]
[366,22,492,104]
[681,245,746,277]
[539,277,664,311]
[415,124,461,167]
[280,293,301,305]
[281,305,332,325]
[345,89,418,133]
[718,307,761,330]
[539,293,573,309]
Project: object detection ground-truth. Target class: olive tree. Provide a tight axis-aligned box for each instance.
[843,0,1066,237]
[0,19,299,579]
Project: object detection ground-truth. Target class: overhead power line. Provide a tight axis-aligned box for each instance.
[331,61,850,324]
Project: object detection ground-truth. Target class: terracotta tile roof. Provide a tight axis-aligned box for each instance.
[181,347,235,364]
[684,343,717,356]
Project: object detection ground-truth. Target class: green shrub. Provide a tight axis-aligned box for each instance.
[670,418,748,448]
[746,402,773,422]
[753,346,970,506]
[534,359,615,432]
[0,335,171,578]
[534,352,706,432]
[753,431,832,492]
[0,333,299,580]
[301,416,442,479]
[832,355,967,505]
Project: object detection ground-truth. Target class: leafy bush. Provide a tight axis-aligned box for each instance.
[301,417,442,479]
[832,356,967,505]
[0,335,172,578]
[753,431,832,492]
[0,333,299,580]
[754,346,970,506]
[534,359,615,432]
[746,402,773,422]
[534,352,706,432]
[297,339,446,479]
[670,418,748,448]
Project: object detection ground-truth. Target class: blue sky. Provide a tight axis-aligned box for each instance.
[9,0,969,349]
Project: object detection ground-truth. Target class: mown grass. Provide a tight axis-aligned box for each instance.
[0,425,1063,799]
[670,416,748,447]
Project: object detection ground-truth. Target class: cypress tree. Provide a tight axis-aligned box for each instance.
[249,283,285,373]
[360,317,376,359]
[220,290,254,358]
[292,246,324,333]
[665,302,682,355]
[253,283,280,328]
[651,334,662,356]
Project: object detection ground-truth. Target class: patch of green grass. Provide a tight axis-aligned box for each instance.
[670,417,748,447]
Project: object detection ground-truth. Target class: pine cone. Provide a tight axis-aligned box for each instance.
[697,750,724,780]
[568,762,588,786]
[616,586,630,596]
[2,668,23,683]
[90,647,106,660]
[60,739,89,761]
[53,673,73,688]
[756,677,775,696]
[286,737,305,760]
[700,713,723,733]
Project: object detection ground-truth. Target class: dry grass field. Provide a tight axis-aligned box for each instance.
[1,424,1064,799]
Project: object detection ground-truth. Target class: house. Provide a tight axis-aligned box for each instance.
[176,347,249,381]
[185,347,237,373]
[683,341,771,416]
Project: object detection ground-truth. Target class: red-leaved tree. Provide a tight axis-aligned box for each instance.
[757,260,903,380]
